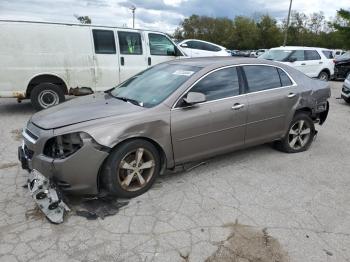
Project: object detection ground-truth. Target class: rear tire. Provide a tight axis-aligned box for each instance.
[318,71,329,81]
[101,139,161,198]
[276,113,315,153]
[30,83,65,111]
[344,97,350,104]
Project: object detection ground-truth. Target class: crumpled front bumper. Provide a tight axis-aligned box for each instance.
[27,169,70,224]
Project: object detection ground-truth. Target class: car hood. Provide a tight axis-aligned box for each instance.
[31,93,144,129]
[335,58,350,64]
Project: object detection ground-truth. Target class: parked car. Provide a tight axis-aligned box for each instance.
[0,20,183,110]
[178,39,231,57]
[333,49,347,58]
[334,51,350,79]
[341,73,350,103]
[237,50,251,57]
[250,49,268,57]
[19,57,331,222]
[259,46,335,81]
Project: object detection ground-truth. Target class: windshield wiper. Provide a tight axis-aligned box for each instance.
[114,96,143,107]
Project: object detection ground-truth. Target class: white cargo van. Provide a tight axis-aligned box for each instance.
[0,20,184,110]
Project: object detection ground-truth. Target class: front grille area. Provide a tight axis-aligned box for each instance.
[24,145,34,160]
[44,133,83,159]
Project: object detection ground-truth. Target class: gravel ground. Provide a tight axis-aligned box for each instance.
[0,81,349,262]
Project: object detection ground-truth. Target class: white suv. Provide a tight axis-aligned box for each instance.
[259,46,334,81]
[178,39,230,57]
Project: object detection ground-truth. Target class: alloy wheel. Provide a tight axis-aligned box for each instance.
[288,120,311,150]
[117,148,156,192]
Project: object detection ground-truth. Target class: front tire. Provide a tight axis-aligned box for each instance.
[30,82,65,111]
[277,113,315,153]
[318,71,329,81]
[102,139,161,198]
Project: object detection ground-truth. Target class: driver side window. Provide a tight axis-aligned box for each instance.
[148,33,176,56]
[189,67,240,102]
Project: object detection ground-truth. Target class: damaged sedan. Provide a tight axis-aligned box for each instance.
[19,57,330,223]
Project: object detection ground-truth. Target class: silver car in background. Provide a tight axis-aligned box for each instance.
[19,57,330,213]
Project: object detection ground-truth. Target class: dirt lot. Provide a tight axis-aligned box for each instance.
[0,81,349,262]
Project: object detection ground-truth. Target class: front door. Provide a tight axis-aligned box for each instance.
[91,29,120,91]
[146,32,180,67]
[242,65,299,146]
[117,30,148,83]
[171,66,247,164]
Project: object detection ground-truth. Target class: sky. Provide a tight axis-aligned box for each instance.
[0,0,348,33]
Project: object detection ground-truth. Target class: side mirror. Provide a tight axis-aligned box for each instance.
[167,48,176,56]
[183,92,206,105]
[180,43,188,48]
[288,57,297,63]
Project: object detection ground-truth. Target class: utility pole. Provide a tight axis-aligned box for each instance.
[283,0,293,46]
[130,5,136,28]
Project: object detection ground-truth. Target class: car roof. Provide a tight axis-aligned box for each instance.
[271,46,331,51]
[166,57,282,68]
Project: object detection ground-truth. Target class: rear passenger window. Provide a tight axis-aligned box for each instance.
[244,65,281,92]
[190,67,239,101]
[118,31,142,55]
[92,30,116,54]
[148,33,176,56]
[277,68,293,86]
[305,50,321,60]
[322,51,334,59]
[201,42,221,52]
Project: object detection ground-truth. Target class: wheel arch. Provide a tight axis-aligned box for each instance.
[319,68,330,78]
[26,73,68,98]
[97,136,168,192]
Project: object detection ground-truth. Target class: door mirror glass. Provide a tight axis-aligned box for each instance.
[183,92,206,105]
[288,57,297,63]
[180,43,188,48]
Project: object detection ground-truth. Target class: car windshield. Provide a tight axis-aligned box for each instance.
[110,64,201,108]
[338,51,350,60]
[260,49,293,61]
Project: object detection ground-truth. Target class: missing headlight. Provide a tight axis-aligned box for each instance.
[44,133,84,159]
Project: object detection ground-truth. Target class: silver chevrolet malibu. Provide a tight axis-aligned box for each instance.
[19,57,331,200]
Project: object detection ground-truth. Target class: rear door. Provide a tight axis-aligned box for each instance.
[91,29,119,91]
[243,65,299,146]
[146,32,180,67]
[117,30,148,83]
[171,66,247,163]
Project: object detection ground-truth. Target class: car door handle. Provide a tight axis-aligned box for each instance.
[287,93,296,98]
[319,61,323,64]
[148,57,151,66]
[121,57,125,66]
[232,103,244,110]
[301,63,306,65]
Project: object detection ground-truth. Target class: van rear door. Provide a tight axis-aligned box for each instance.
[146,32,180,67]
[117,30,148,83]
[91,29,120,91]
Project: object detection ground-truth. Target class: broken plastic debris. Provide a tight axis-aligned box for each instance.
[28,169,70,224]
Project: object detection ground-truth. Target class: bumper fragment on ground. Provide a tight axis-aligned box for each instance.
[28,169,70,224]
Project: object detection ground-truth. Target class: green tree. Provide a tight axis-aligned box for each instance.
[333,9,350,49]
[74,15,92,24]
[231,16,258,49]
[256,15,282,48]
